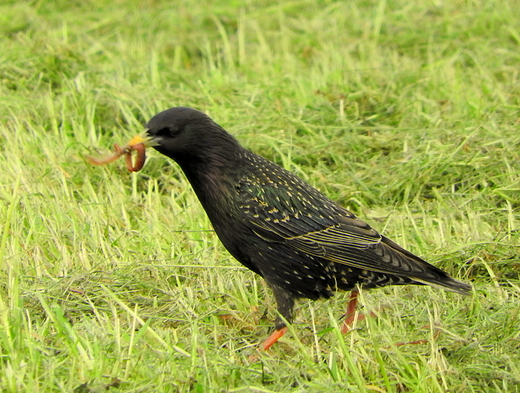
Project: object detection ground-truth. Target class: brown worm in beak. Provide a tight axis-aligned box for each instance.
[125,142,146,172]
[86,141,147,172]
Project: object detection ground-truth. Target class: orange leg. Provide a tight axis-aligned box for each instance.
[261,327,288,350]
[341,290,380,333]
[342,290,361,333]
[341,292,435,347]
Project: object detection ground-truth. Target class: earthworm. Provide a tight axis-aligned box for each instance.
[86,144,124,166]
[86,142,146,172]
[125,143,146,172]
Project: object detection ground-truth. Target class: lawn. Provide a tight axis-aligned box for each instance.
[1,0,519,391]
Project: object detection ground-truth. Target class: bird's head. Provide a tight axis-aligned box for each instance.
[144,107,240,165]
[87,107,241,173]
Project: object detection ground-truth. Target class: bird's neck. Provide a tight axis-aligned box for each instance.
[177,147,243,210]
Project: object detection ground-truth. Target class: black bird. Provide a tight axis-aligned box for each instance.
[138,107,470,349]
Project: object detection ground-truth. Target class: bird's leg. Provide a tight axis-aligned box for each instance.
[341,290,361,333]
[341,289,381,333]
[261,285,295,350]
[262,326,288,350]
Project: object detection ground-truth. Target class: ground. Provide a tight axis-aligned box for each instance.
[0,0,519,391]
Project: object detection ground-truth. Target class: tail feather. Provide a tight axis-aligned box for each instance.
[410,275,471,295]
[381,236,471,295]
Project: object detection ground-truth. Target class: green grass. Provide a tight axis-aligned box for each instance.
[1,0,519,391]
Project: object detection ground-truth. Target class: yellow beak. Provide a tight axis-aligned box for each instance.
[126,135,148,147]
[126,133,157,148]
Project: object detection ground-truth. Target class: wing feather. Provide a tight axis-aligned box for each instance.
[234,153,470,294]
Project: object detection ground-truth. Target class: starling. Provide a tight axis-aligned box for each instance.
[130,107,471,349]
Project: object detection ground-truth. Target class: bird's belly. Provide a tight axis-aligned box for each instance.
[209,215,419,299]
[210,220,264,275]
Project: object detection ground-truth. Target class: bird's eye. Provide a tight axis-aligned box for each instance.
[156,126,179,137]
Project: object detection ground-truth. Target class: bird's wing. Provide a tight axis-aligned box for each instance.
[237,169,441,279]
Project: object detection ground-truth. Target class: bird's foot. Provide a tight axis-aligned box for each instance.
[341,310,380,334]
[390,324,441,348]
[261,327,288,350]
